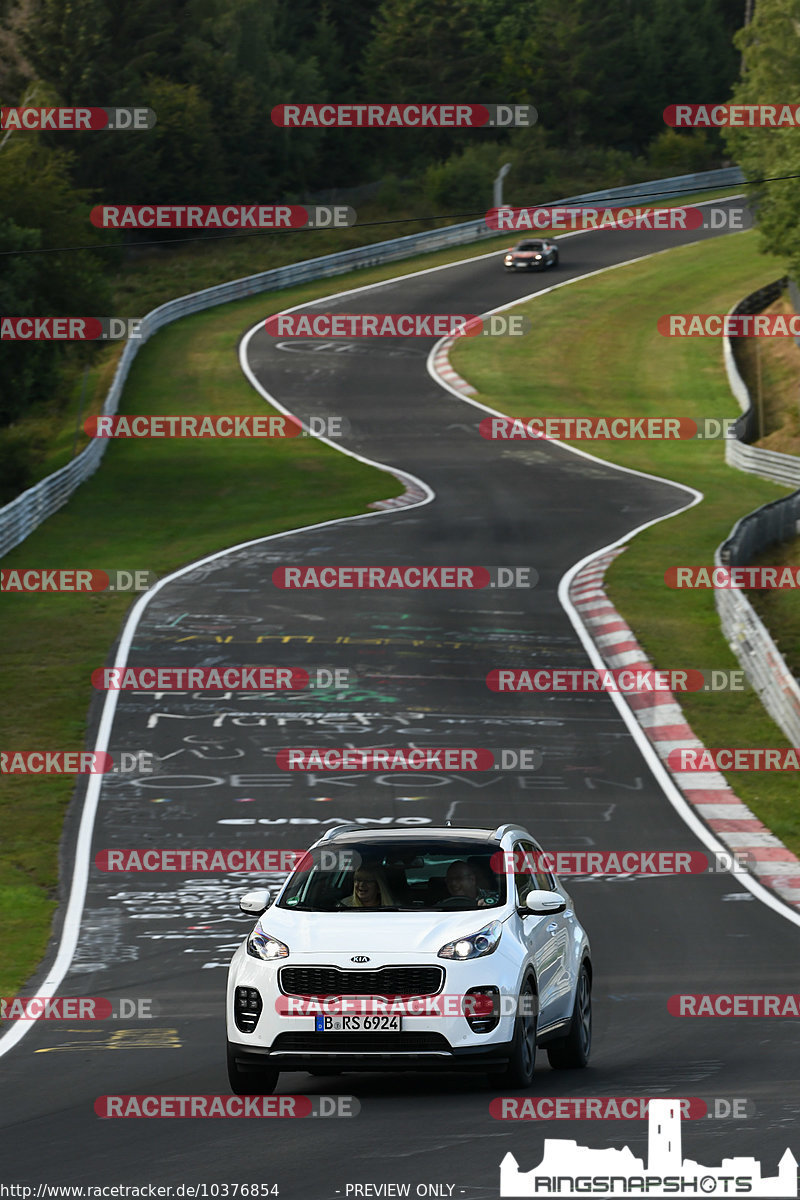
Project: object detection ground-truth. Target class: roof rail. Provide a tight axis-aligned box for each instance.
[492,823,523,840]
[320,823,362,841]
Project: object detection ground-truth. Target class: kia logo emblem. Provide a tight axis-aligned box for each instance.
[351,956,370,963]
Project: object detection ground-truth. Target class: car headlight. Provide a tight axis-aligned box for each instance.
[438,921,502,960]
[504,255,513,263]
[534,254,542,259]
[247,922,289,961]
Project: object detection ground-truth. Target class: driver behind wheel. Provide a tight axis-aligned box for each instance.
[445,861,496,907]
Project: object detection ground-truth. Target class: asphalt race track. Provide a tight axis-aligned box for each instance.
[3,200,800,1196]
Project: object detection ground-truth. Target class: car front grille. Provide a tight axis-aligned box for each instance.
[279,966,444,997]
[271,1031,451,1054]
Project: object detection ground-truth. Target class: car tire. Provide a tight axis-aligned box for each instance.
[546,962,591,1069]
[490,977,537,1089]
[227,1042,279,1095]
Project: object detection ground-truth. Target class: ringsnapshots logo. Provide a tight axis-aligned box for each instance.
[499,1098,797,1197]
[271,103,536,128]
[0,106,156,131]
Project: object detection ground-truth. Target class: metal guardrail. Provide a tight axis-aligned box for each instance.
[0,166,745,559]
[717,281,800,745]
[722,276,800,486]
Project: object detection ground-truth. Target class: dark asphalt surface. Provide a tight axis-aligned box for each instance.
[2,200,800,1197]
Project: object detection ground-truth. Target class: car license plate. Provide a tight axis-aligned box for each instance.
[314,1014,402,1032]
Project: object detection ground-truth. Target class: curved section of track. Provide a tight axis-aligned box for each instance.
[2,202,799,1198]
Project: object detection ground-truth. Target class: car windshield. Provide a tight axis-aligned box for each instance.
[277,839,507,913]
[516,240,543,250]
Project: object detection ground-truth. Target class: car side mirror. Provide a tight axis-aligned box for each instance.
[239,888,271,916]
[523,890,566,916]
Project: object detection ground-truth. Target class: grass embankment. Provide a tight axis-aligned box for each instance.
[450,231,800,856]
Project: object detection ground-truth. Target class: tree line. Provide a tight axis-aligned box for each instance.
[0,0,749,457]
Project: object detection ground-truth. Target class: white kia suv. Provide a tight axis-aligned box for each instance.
[226,823,592,1093]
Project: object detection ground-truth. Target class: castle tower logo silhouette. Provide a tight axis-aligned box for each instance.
[500,1099,797,1197]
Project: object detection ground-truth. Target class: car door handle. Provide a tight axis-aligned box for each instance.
[546,922,558,934]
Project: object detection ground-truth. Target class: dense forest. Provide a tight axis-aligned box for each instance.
[0,0,771,451]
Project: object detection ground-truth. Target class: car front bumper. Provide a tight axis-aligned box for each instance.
[227,1036,517,1073]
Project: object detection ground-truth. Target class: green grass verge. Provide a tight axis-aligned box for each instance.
[450,230,800,858]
